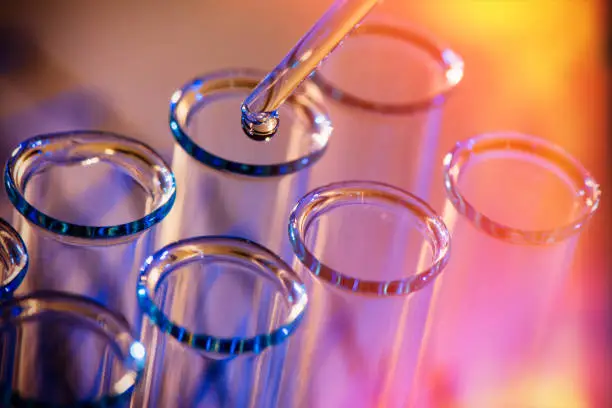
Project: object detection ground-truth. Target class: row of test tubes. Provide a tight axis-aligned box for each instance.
[0,11,602,408]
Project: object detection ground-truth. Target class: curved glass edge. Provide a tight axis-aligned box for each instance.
[443,131,602,245]
[4,130,177,244]
[0,218,28,298]
[288,180,451,297]
[169,67,333,177]
[0,290,145,407]
[137,235,308,357]
[310,21,464,114]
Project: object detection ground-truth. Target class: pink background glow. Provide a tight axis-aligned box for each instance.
[0,1,607,406]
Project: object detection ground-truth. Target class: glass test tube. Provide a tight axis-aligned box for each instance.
[277,181,451,408]
[164,68,331,264]
[4,130,176,327]
[0,218,28,400]
[0,218,28,300]
[3,131,175,404]
[310,14,464,199]
[0,291,145,406]
[414,132,601,407]
[132,236,308,408]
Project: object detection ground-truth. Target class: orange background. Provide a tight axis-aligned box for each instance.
[0,0,607,406]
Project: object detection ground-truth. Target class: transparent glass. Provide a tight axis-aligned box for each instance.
[241,0,379,139]
[0,218,28,300]
[309,14,463,199]
[0,291,145,406]
[414,132,601,407]
[277,181,450,407]
[4,130,176,329]
[164,68,331,264]
[132,236,307,408]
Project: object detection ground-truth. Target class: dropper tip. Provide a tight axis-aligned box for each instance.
[241,108,280,142]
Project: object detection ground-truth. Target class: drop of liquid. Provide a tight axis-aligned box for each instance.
[241,108,279,142]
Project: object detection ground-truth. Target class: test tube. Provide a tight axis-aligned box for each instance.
[277,181,451,408]
[132,236,307,408]
[414,132,601,407]
[3,131,175,404]
[0,291,145,406]
[0,218,28,300]
[164,68,331,264]
[4,130,176,326]
[310,14,463,199]
[0,218,28,399]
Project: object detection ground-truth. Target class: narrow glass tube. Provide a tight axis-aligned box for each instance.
[240,0,379,140]
[0,218,28,400]
[414,132,601,407]
[4,130,176,328]
[165,68,331,264]
[309,14,463,200]
[0,218,28,300]
[0,290,145,406]
[132,236,307,408]
[277,181,450,408]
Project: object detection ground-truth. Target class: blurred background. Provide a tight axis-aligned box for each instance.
[0,0,608,406]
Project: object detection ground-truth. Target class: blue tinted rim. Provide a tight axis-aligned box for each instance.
[289,180,451,296]
[311,22,464,114]
[4,130,177,241]
[0,218,28,298]
[169,68,332,177]
[0,290,145,407]
[137,235,308,357]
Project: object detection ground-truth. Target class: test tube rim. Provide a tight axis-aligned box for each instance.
[169,67,332,178]
[4,130,177,246]
[311,20,464,114]
[288,180,451,296]
[136,235,308,357]
[0,217,28,299]
[443,131,602,245]
[0,290,145,406]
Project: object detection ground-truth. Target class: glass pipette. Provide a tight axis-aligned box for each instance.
[241,0,380,141]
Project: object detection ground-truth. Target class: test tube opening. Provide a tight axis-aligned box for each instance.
[289,181,451,296]
[312,16,464,113]
[0,219,28,298]
[443,131,601,245]
[4,130,177,246]
[137,236,308,360]
[0,291,144,406]
[169,68,332,177]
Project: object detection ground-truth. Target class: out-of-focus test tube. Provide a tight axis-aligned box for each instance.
[0,291,145,406]
[413,132,601,407]
[0,218,28,404]
[0,218,28,300]
[132,236,308,408]
[277,181,450,408]
[3,131,176,403]
[241,0,380,140]
[165,68,331,264]
[309,13,463,200]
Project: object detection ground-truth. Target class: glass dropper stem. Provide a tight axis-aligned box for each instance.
[241,0,380,141]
